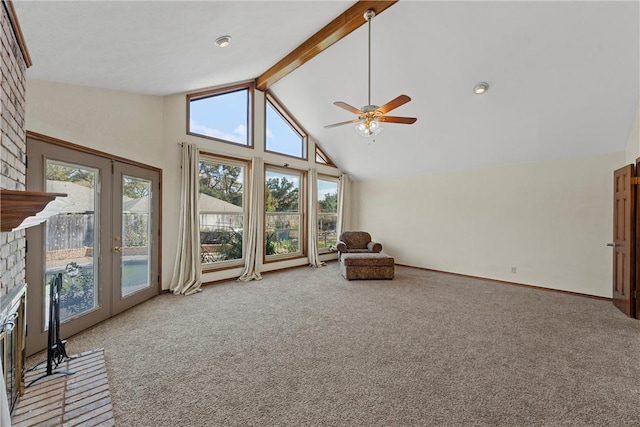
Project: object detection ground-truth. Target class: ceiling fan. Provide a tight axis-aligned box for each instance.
[325,9,417,137]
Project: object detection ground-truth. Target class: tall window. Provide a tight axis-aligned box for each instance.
[188,84,252,147]
[317,178,339,252]
[265,93,307,159]
[265,168,304,259]
[199,155,247,267]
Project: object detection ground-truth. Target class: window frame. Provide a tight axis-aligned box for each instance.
[264,92,308,160]
[264,164,307,263]
[198,152,249,271]
[315,144,337,168]
[316,174,340,254]
[187,82,254,148]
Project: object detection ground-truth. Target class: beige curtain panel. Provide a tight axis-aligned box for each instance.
[336,173,350,236]
[238,156,264,282]
[308,168,324,267]
[170,142,203,295]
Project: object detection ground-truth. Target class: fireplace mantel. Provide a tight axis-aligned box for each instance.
[0,189,67,232]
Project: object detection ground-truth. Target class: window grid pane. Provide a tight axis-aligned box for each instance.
[265,169,303,257]
[265,99,305,159]
[199,158,246,265]
[317,179,338,252]
[189,88,250,146]
[265,214,301,255]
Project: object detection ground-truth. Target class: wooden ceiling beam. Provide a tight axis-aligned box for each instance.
[255,0,397,91]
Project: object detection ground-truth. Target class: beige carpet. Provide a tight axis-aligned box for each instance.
[30,263,640,426]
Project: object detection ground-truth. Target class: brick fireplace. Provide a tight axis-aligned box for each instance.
[0,0,32,420]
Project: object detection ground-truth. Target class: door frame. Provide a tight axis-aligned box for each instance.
[612,164,636,318]
[25,132,162,355]
[636,158,640,318]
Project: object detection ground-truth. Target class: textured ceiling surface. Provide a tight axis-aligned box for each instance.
[14,1,639,180]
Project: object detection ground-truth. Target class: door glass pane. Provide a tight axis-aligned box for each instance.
[45,160,99,325]
[121,175,152,297]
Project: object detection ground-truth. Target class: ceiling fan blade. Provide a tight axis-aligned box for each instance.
[379,116,417,124]
[333,101,364,115]
[377,95,412,115]
[324,118,362,129]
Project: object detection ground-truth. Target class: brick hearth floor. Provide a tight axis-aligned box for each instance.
[12,349,115,427]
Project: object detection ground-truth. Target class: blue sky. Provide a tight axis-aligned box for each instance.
[265,101,302,157]
[190,90,248,144]
[190,89,304,157]
[318,179,338,202]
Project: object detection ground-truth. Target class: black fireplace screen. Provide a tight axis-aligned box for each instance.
[0,286,26,413]
[1,310,19,411]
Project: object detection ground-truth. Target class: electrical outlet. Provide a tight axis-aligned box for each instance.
[511,267,517,274]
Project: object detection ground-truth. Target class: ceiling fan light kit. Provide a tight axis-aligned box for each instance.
[355,119,382,137]
[325,9,417,139]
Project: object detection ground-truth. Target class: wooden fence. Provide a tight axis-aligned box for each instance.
[46,214,94,250]
[46,213,149,250]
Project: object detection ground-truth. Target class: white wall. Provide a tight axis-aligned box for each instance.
[26,79,165,166]
[353,152,623,297]
[26,79,340,290]
[625,101,640,164]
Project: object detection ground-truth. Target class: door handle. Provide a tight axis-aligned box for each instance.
[606,243,616,247]
[113,246,122,252]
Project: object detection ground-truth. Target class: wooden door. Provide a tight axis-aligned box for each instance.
[612,164,635,317]
[636,158,640,318]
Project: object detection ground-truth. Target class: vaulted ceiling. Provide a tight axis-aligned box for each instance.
[13,1,639,180]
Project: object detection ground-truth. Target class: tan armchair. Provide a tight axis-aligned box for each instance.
[336,231,382,254]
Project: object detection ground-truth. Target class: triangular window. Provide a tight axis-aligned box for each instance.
[315,145,336,167]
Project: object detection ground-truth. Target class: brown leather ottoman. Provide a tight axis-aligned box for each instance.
[340,253,394,280]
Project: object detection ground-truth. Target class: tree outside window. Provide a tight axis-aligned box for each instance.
[198,157,246,265]
[265,169,302,257]
[317,178,338,251]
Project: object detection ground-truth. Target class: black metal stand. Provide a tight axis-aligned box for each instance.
[27,273,74,387]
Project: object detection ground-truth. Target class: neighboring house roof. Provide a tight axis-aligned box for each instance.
[44,182,241,214]
[123,196,150,213]
[198,193,242,213]
[45,181,95,213]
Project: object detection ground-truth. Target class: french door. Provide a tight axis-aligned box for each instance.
[25,137,161,355]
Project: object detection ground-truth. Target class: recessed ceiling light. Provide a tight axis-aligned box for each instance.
[474,82,489,94]
[215,35,231,48]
